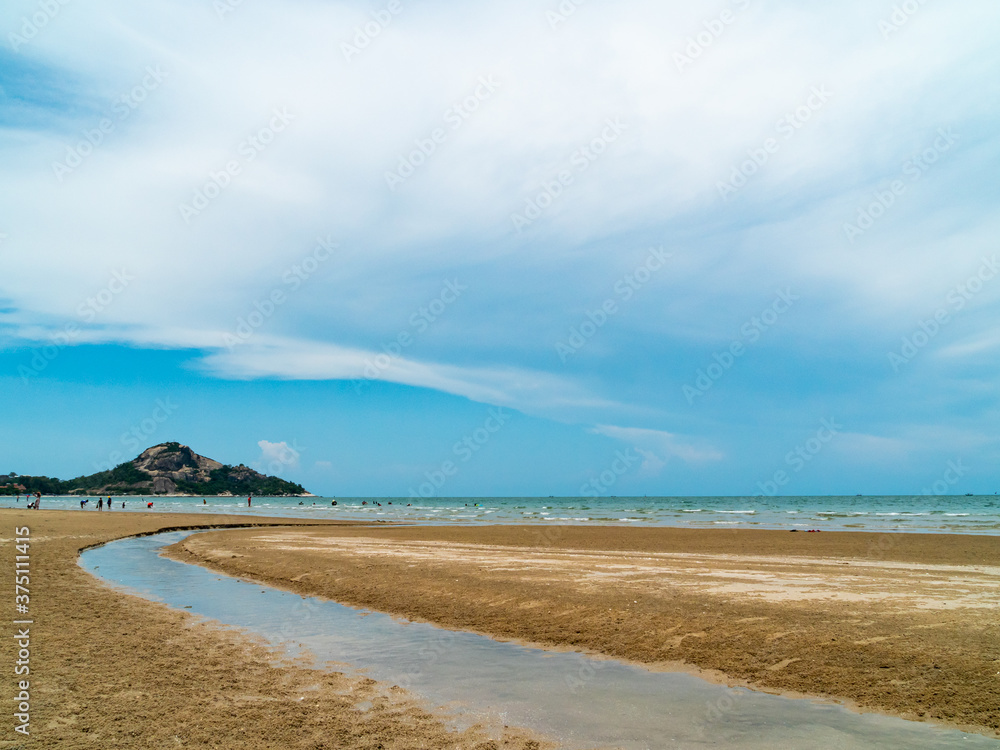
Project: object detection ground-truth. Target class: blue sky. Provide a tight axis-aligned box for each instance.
[2,0,999,497]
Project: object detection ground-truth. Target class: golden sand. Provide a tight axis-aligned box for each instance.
[168,524,1000,738]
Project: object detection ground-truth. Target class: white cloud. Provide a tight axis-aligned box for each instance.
[199,334,626,417]
[590,424,724,473]
[937,328,1000,360]
[256,439,301,472]
[5,1,997,321]
[830,432,913,464]
[2,0,999,437]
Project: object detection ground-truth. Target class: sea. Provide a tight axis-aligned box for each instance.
[6,494,1000,534]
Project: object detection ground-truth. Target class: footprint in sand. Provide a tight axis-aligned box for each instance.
[766,658,801,672]
[666,631,706,647]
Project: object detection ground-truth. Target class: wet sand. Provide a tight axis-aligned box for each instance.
[0,510,549,750]
[166,524,1000,738]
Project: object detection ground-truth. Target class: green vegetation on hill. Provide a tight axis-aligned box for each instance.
[173,468,305,497]
[1,445,308,496]
[0,463,153,495]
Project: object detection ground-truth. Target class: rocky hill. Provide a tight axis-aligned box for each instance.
[1,442,309,496]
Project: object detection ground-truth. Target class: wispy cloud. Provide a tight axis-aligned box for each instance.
[200,335,625,416]
[590,424,724,473]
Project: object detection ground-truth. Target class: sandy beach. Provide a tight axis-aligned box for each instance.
[3,509,998,747]
[166,524,1000,738]
[0,510,549,750]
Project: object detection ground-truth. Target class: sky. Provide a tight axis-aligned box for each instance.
[1,0,999,498]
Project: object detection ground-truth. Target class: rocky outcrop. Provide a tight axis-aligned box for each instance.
[135,443,223,484]
[152,476,177,494]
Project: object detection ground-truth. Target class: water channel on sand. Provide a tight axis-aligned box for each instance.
[81,531,1000,750]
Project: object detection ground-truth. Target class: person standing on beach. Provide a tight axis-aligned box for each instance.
[98,497,103,511]
[248,495,252,507]
[106,496,112,510]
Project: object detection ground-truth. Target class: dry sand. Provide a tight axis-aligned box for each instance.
[166,524,1000,738]
[0,510,549,750]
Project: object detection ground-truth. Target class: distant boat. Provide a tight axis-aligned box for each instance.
[965,493,973,496]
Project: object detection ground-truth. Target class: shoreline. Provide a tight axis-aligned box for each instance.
[4,495,999,537]
[166,523,1000,738]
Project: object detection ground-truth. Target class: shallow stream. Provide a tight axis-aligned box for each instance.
[80,531,1000,750]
